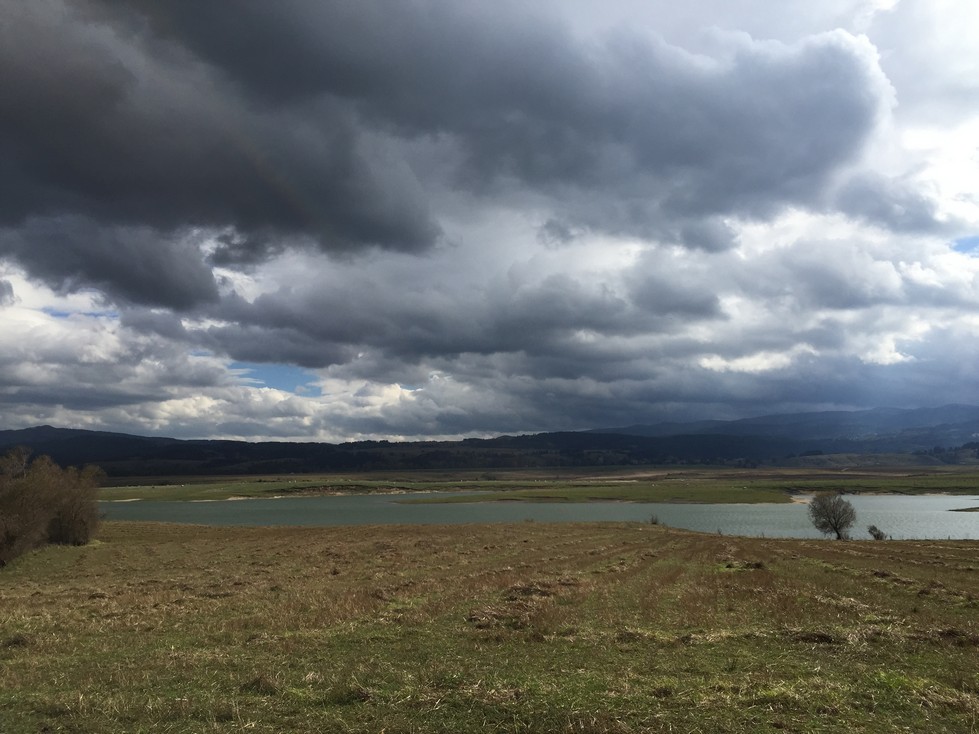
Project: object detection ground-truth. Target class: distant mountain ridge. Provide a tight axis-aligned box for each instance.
[1,404,978,476]
[591,404,979,450]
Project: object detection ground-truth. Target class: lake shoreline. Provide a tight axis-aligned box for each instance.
[98,492,979,540]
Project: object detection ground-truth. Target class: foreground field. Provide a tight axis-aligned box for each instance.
[2,522,977,733]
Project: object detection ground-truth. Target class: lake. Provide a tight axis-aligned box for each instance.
[100,493,979,539]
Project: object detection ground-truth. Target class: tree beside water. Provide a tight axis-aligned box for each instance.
[808,492,856,540]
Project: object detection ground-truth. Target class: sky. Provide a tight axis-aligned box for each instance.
[1,0,978,442]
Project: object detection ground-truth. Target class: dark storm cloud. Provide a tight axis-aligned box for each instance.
[0,279,14,306]
[628,264,724,317]
[676,219,740,253]
[729,243,904,311]
[0,218,218,309]
[1,0,904,317]
[447,27,889,237]
[208,232,287,268]
[0,383,160,411]
[834,173,948,233]
[730,238,979,313]
[66,1,889,246]
[118,308,190,341]
[200,323,357,371]
[0,0,439,254]
[192,262,727,373]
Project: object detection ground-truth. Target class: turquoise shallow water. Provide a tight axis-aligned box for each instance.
[100,493,979,539]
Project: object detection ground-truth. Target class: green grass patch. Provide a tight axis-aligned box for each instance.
[100,473,565,502]
[99,478,330,501]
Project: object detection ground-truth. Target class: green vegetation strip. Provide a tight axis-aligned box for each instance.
[99,467,979,503]
[2,521,978,733]
[100,478,340,502]
[100,475,557,502]
[402,482,792,504]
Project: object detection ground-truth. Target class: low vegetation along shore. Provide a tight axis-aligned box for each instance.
[97,466,979,503]
[2,519,978,733]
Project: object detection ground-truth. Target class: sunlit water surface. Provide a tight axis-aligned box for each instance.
[100,493,979,539]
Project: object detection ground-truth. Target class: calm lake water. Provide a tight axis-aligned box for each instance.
[100,493,979,540]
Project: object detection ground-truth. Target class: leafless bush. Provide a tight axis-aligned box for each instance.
[867,524,888,541]
[0,448,103,566]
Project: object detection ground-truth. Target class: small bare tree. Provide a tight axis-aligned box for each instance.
[808,492,856,540]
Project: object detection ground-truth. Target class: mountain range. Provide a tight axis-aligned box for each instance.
[591,404,979,450]
[2,405,978,476]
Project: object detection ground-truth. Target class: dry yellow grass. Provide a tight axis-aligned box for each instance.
[1,521,977,732]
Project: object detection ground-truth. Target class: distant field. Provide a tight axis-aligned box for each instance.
[99,466,979,503]
[1,521,977,733]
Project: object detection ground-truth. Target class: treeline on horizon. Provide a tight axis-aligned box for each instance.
[2,426,979,477]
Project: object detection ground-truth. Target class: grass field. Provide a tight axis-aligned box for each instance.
[2,520,977,732]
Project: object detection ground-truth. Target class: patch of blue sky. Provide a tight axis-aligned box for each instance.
[41,306,118,319]
[231,361,320,395]
[952,235,979,254]
[41,307,73,318]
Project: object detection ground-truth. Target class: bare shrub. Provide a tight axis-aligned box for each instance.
[0,448,103,566]
[868,524,888,541]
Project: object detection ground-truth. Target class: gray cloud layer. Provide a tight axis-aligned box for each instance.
[0,1,439,253]
[3,3,893,263]
[1,0,976,440]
